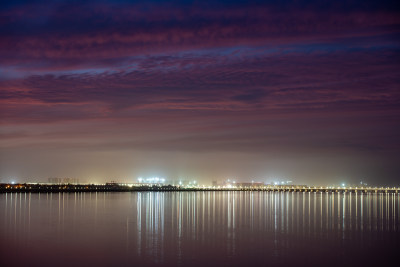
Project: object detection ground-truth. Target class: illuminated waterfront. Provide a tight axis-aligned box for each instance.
[1,191,399,266]
[1,182,399,194]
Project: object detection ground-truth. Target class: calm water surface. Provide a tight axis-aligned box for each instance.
[1,191,399,266]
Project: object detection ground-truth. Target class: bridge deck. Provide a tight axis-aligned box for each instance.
[0,183,399,193]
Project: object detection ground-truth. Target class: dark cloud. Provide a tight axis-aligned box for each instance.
[1,0,399,69]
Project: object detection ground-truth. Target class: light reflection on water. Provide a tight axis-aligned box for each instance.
[0,191,399,266]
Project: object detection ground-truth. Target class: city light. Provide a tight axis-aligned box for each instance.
[1,182,399,193]
[137,177,166,184]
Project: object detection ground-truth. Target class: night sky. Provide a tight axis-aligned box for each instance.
[1,0,399,186]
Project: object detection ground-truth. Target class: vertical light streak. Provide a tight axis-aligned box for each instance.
[326,192,329,232]
[137,192,142,256]
[302,192,305,236]
[320,192,323,233]
[342,193,345,240]
[361,193,364,232]
[313,192,316,236]
[286,192,289,233]
[308,192,311,237]
[28,193,31,242]
[349,192,352,232]
[4,193,8,239]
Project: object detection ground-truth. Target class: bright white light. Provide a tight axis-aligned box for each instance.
[342,183,345,187]
[11,181,15,184]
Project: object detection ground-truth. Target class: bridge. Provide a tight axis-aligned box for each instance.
[230,186,400,194]
[0,183,399,194]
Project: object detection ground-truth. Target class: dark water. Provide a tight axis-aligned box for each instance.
[1,191,399,266]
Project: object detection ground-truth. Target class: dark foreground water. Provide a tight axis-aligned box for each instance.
[1,191,399,267]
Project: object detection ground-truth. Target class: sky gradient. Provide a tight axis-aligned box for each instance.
[1,0,400,185]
